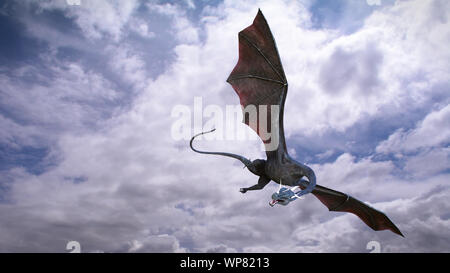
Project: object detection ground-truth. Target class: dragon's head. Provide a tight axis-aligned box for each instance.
[269,187,294,206]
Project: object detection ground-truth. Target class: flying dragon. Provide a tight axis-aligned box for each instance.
[190,9,403,237]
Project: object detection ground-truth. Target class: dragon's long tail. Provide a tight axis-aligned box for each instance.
[190,128,252,167]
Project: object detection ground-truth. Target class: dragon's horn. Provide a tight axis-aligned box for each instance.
[277,179,283,193]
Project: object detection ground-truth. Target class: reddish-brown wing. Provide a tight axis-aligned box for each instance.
[227,10,288,155]
[302,184,404,237]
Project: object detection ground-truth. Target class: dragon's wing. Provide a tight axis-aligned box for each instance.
[227,10,288,157]
[302,183,404,237]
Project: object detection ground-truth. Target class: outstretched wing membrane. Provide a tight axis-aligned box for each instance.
[300,183,404,236]
[227,10,288,156]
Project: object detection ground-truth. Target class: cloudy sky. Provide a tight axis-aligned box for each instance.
[0,0,449,253]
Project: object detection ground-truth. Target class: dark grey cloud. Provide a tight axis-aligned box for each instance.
[319,44,383,97]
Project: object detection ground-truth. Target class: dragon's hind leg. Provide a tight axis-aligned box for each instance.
[240,176,270,193]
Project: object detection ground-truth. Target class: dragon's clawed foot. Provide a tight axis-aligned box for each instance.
[239,188,247,194]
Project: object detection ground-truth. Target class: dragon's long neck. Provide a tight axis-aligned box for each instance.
[190,129,252,167]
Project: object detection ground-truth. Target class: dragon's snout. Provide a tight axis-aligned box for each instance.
[269,199,282,207]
